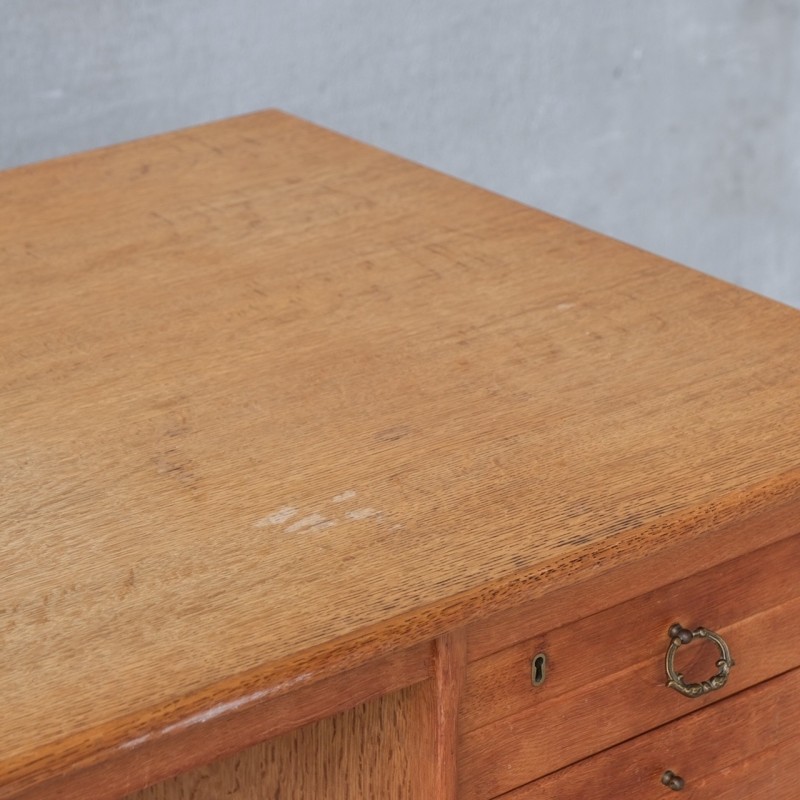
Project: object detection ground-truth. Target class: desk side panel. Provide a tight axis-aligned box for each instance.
[125,681,436,800]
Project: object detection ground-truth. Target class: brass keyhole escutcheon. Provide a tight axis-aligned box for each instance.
[665,623,735,698]
[531,652,547,687]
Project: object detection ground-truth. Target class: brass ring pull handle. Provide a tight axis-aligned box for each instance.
[665,623,734,697]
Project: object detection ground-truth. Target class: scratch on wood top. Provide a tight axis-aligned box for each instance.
[285,514,336,533]
[254,507,298,527]
[332,490,357,503]
[346,508,381,521]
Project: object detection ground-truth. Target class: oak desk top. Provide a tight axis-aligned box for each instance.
[2,110,799,797]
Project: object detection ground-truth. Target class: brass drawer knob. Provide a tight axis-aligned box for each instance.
[665,622,735,698]
[661,770,685,791]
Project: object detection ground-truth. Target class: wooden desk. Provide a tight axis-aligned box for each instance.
[2,110,799,799]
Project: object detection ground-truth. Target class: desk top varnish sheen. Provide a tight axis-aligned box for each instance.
[2,110,799,799]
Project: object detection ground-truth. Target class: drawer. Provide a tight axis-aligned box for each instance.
[501,665,800,799]
[459,533,800,800]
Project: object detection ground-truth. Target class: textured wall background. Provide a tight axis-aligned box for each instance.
[2,0,798,306]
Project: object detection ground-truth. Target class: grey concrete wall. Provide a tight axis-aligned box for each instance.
[2,1,798,307]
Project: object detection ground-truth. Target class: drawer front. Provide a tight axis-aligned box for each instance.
[501,666,800,799]
[459,533,800,800]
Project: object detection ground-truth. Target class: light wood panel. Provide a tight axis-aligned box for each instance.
[463,532,800,732]
[460,554,800,798]
[461,600,800,799]
[6,642,432,800]
[433,630,467,799]
[499,667,800,799]
[698,737,800,800]
[3,110,800,795]
[126,681,435,800]
[465,498,800,663]
[121,633,465,800]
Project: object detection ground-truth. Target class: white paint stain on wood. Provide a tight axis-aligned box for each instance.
[332,490,357,503]
[346,507,380,521]
[254,496,381,532]
[128,671,314,744]
[160,689,272,733]
[119,733,153,750]
[255,506,298,527]
[286,513,336,533]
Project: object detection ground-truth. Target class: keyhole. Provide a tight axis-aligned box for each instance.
[532,652,547,687]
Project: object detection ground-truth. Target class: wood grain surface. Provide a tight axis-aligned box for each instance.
[499,666,800,799]
[459,535,800,798]
[2,110,800,795]
[126,680,435,800]
[465,496,800,663]
[6,642,431,800]
[433,630,467,800]
[695,737,800,800]
[462,532,800,732]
